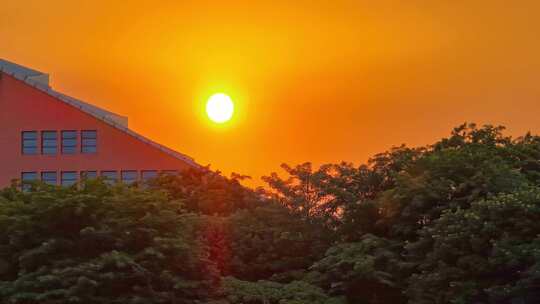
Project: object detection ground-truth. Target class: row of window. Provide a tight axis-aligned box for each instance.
[21,170,178,189]
[22,130,97,155]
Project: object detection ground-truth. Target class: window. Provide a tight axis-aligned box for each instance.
[21,172,37,191]
[81,171,98,180]
[22,131,38,155]
[62,131,77,154]
[121,171,138,185]
[41,171,57,185]
[162,170,179,176]
[61,171,77,187]
[81,130,97,153]
[101,171,117,185]
[42,131,58,155]
[141,170,158,182]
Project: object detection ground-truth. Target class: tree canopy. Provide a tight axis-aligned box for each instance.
[1,123,539,303]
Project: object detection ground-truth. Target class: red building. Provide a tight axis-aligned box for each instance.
[0,59,200,188]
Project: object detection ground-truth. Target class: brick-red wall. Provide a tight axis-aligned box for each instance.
[0,72,195,186]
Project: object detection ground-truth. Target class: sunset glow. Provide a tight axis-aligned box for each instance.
[1,2,539,302]
[2,1,540,186]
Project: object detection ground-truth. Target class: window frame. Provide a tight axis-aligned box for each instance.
[101,171,118,184]
[80,171,98,181]
[61,171,78,187]
[121,170,138,185]
[162,170,179,176]
[141,170,158,182]
[41,171,58,185]
[81,130,97,154]
[22,131,38,155]
[21,172,38,191]
[41,131,58,155]
[61,130,78,154]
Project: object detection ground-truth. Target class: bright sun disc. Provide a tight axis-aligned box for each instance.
[206,93,234,123]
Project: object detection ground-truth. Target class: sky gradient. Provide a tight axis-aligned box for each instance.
[2,1,540,185]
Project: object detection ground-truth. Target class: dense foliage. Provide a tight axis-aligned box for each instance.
[1,123,539,303]
[0,182,217,303]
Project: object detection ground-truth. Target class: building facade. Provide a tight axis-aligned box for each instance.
[0,59,200,188]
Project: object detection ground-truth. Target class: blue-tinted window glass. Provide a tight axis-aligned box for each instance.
[21,172,37,191]
[41,171,57,185]
[142,170,158,182]
[121,171,138,184]
[81,171,98,180]
[101,171,117,185]
[42,131,57,155]
[81,130,97,153]
[22,131,38,154]
[61,171,77,187]
[62,131,77,154]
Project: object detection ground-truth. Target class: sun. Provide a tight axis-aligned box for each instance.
[206,93,234,123]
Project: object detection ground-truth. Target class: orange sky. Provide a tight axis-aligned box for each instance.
[2,1,540,186]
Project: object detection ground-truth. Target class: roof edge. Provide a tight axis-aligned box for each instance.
[1,69,201,169]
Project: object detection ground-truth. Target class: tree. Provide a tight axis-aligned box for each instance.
[1,123,539,303]
[406,187,540,303]
[221,276,345,304]
[378,124,531,240]
[0,181,218,303]
[261,124,540,303]
[310,234,408,304]
[150,168,261,215]
[224,204,331,281]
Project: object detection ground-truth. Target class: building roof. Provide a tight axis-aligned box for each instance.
[0,58,200,168]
